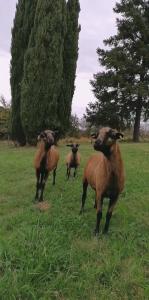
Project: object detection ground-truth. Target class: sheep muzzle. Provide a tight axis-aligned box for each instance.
[94,140,111,158]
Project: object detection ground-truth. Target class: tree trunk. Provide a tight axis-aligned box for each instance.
[133,98,142,142]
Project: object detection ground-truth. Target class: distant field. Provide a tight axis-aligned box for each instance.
[0,142,149,299]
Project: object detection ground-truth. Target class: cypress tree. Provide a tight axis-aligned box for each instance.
[10,0,37,145]
[21,0,67,143]
[57,0,80,135]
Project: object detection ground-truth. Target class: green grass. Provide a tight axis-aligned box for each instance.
[0,142,149,300]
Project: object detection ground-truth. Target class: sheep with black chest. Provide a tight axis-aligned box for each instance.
[80,127,125,235]
[66,143,81,179]
[34,130,59,202]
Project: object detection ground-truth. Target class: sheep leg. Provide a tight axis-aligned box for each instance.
[74,167,77,177]
[52,167,57,185]
[80,180,88,214]
[94,198,97,209]
[39,170,49,202]
[35,169,40,201]
[67,167,71,180]
[94,193,103,235]
[103,196,118,234]
[94,196,103,209]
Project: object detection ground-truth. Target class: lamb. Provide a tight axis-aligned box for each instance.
[34,130,59,201]
[80,127,125,235]
[66,144,81,179]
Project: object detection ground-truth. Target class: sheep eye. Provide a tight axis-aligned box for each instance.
[108,130,115,139]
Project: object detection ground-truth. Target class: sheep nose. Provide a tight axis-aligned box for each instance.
[95,139,101,146]
[94,139,102,150]
[72,148,77,153]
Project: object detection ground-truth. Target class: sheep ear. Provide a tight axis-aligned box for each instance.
[66,144,72,147]
[54,130,59,134]
[115,132,124,139]
[91,133,98,139]
[37,131,46,140]
[76,144,80,147]
[52,130,59,137]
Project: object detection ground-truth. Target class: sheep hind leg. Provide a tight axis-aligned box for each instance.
[80,180,88,214]
[94,193,103,236]
[103,196,118,234]
[39,170,49,202]
[52,167,57,185]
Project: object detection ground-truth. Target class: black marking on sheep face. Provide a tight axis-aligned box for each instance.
[93,127,124,158]
[38,130,56,148]
[67,143,80,154]
[94,141,111,158]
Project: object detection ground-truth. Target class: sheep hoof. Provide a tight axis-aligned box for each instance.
[34,196,38,202]
[39,198,43,202]
[79,209,84,215]
[94,229,99,237]
[103,228,108,234]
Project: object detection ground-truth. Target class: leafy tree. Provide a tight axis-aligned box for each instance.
[0,95,10,109]
[67,114,80,137]
[57,0,80,135]
[86,71,133,130]
[86,0,149,141]
[0,96,11,137]
[21,0,67,143]
[10,0,37,145]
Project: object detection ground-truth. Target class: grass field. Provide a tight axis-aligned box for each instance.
[0,142,149,300]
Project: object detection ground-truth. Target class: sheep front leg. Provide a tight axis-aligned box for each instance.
[52,167,57,185]
[35,169,40,201]
[74,167,77,178]
[94,192,103,236]
[80,180,88,214]
[103,195,118,234]
[67,167,71,180]
[39,170,49,202]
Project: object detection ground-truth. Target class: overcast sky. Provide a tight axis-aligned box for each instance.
[0,0,117,117]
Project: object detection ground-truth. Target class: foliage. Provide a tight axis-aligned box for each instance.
[21,0,67,143]
[57,0,80,135]
[86,0,149,141]
[11,0,80,144]
[0,142,148,299]
[0,96,11,138]
[67,114,80,137]
[10,0,38,145]
[79,116,91,136]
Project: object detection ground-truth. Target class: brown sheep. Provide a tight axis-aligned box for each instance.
[80,127,125,235]
[34,130,59,201]
[66,144,81,179]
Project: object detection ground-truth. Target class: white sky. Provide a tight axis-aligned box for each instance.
[0,0,117,117]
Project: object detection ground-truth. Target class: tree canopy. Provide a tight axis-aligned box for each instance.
[10,0,80,144]
[85,0,149,141]
[10,0,38,145]
[57,0,80,135]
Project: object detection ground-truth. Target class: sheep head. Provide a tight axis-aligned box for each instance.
[66,143,80,154]
[38,130,58,147]
[93,127,123,156]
